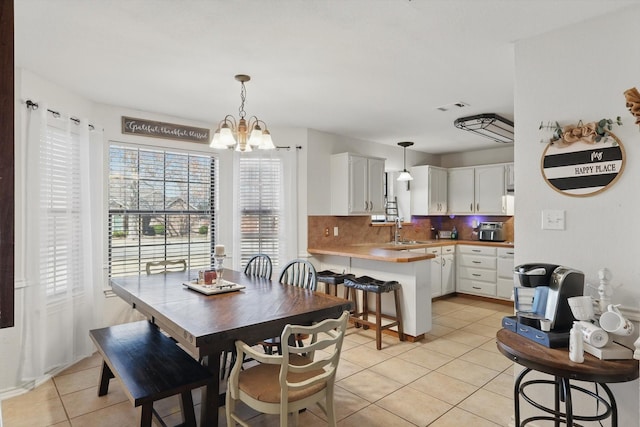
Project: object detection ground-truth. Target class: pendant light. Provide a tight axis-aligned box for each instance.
[397,141,414,181]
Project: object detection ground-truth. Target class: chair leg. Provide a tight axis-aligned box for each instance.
[138,403,152,427]
[326,383,337,427]
[225,385,236,427]
[394,288,405,341]
[179,391,196,427]
[98,361,114,396]
[375,292,382,350]
[362,290,369,329]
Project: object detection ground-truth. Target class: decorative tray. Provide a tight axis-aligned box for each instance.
[182,280,245,295]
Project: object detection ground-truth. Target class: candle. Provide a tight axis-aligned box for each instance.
[215,244,225,256]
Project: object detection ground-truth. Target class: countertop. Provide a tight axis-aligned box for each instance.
[307,240,514,263]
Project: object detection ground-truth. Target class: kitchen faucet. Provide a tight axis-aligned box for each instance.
[394,217,403,244]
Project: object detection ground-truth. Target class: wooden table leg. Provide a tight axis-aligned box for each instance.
[200,351,221,427]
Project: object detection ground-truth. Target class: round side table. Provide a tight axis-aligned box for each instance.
[496,328,638,427]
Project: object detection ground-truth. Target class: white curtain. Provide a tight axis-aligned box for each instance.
[232,148,298,271]
[20,105,100,381]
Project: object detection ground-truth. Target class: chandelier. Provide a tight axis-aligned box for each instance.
[210,74,275,152]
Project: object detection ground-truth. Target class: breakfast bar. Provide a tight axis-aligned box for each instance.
[308,243,436,340]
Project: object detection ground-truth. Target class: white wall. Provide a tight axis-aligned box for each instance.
[306,129,439,216]
[440,145,514,168]
[515,5,640,425]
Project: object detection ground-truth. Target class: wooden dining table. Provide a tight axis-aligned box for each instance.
[110,269,353,427]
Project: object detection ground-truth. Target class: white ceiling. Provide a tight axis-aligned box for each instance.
[14,0,638,154]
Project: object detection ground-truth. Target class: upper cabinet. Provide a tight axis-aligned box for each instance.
[410,165,447,215]
[448,164,513,215]
[331,153,385,215]
[447,167,475,214]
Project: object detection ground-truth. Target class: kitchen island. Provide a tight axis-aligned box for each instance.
[308,243,436,340]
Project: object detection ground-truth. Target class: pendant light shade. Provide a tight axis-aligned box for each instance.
[397,141,414,181]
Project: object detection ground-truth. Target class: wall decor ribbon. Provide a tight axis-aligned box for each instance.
[623,87,640,125]
[539,117,622,147]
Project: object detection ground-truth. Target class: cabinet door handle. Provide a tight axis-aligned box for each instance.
[370,201,373,211]
[472,273,482,277]
[470,203,473,212]
[472,249,481,253]
[472,286,482,290]
[476,203,480,211]
[472,261,481,264]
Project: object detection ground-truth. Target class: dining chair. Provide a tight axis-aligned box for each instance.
[145,259,187,275]
[226,311,349,427]
[278,259,317,290]
[221,254,274,379]
[244,253,272,279]
[260,259,319,355]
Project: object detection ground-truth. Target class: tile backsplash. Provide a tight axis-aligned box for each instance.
[308,215,514,248]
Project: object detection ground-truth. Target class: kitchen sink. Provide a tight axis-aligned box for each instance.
[389,240,435,246]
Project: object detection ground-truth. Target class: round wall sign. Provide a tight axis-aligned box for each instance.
[541,133,625,197]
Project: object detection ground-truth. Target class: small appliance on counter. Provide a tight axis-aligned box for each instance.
[438,230,452,239]
[502,263,585,347]
[478,222,505,242]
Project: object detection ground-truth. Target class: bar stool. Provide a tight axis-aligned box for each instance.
[316,270,355,297]
[343,275,404,350]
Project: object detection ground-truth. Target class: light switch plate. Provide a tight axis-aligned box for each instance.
[542,210,565,230]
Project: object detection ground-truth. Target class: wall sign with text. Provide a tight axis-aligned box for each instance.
[121,116,210,143]
[541,133,625,197]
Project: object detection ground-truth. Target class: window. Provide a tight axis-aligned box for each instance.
[108,145,217,277]
[41,117,84,297]
[238,156,282,270]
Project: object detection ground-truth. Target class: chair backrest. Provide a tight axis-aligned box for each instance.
[243,254,272,280]
[278,259,317,290]
[145,259,187,275]
[279,311,349,397]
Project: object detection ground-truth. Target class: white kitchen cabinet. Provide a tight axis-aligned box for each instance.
[441,246,455,295]
[410,165,447,215]
[330,153,385,215]
[497,247,516,299]
[456,245,497,297]
[447,167,475,214]
[474,165,505,214]
[427,245,455,297]
[448,164,509,215]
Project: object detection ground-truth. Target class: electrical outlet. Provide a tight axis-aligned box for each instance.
[333,226,339,237]
[324,228,329,237]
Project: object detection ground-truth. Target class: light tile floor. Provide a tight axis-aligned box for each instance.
[1,295,515,427]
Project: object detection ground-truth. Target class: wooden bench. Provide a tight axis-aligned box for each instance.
[89,320,215,427]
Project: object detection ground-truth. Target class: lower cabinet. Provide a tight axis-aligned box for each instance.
[456,244,515,300]
[456,245,497,297]
[412,246,455,298]
[496,247,516,299]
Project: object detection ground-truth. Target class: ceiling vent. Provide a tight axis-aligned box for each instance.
[454,113,514,143]
[436,101,468,112]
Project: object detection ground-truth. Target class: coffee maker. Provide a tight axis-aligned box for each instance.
[503,263,585,347]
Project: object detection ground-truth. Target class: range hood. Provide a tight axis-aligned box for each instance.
[454,113,514,143]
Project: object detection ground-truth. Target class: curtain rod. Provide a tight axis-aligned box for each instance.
[25,99,95,130]
[275,145,302,150]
